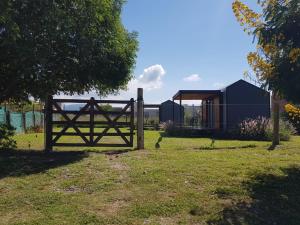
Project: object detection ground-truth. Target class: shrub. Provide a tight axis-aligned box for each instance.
[266,119,297,141]
[0,124,17,150]
[162,117,296,141]
[236,117,296,141]
[284,104,300,134]
[237,116,269,140]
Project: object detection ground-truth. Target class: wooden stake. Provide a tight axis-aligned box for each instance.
[32,103,36,127]
[272,94,280,146]
[21,112,26,133]
[5,110,11,127]
[45,95,53,152]
[137,88,144,149]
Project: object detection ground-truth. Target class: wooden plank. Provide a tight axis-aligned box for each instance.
[51,102,90,144]
[45,95,53,152]
[90,98,95,145]
[5,110,11,127]
[113,126,130,145]
[53,143,132,147]
[52,121,131,126]
[130,98,134,146]
[94,102,131,122]
[52,110,131,115]
[53,99,131,104]
[94,102,131,145]
[137,88,144,149]
[21,112,26,133]
[93,127,110,144]
[52,132,134,136]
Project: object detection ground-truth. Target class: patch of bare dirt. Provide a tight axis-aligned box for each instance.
[103,200,129,215]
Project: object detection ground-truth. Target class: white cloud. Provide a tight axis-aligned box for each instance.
[56,64,166,101]
[183,74,201,82]
[128,64,166,91]
[213,82,225,89]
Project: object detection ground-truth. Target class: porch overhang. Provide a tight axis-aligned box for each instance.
[172,90,221,101]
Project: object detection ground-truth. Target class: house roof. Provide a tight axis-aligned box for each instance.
[161,100,182,106]
[172,79,269,101]
[221,79,269,92]
[173,90,221,100]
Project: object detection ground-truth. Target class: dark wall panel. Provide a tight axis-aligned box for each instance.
[225,80,270,129]
[160,101,184,123]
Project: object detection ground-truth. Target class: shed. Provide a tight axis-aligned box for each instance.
[222,80,271,129]
[159,100,184,124]
[172,79,271,130]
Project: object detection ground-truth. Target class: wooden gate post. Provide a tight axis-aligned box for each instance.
[137,88,144,149]
[5,110,11,127]
[272,93,280,146]
[45,95,53,152]
[32,104,36,127]
[130,98,135,146]
[21,112,26,133]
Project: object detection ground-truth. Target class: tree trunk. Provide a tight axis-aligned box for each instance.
[272,93,280,146]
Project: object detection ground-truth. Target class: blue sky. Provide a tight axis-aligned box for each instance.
[62,1,260,104]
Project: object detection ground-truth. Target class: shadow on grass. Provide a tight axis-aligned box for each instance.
[84,148,137,155]
[0,149,88,179]
[194,144,257,151]
[207,167,300,225]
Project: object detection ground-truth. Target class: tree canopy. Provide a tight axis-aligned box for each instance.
[0,0,138,103]
[232,0,300,103]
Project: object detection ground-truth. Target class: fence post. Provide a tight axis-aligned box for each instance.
[90,97,94,146]
[32,104,36,127]
[21,112,26,133]
[130,98,134,147]
[5,110,11,127]
[137,88,144,149]
[45,95,53,152]
[272,93,280,146]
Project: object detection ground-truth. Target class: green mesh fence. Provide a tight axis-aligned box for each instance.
[0,107,44,133]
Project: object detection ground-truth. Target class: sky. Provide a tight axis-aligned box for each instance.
[61,0,260,104]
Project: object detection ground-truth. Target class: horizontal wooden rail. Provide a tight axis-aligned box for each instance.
[52,132,134,136]
[52,121,131,126]
[52,110,131,115]
[53,143,132,147]
[144,104,160,108]
[53,99,132,104]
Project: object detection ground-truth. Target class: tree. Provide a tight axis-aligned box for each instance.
[0,0,138,103]
[232,0,300,145]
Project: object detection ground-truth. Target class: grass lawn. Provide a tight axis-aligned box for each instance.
[0,131,300,225]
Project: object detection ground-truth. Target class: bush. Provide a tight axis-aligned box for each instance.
[0,124,17,150]
[266,119,297,141]
[236,117,296,141]
[161,117,296,141]
[237,116,269,140]
[284,104,300,134]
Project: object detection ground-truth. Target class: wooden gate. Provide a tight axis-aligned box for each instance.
[45,96,135,151]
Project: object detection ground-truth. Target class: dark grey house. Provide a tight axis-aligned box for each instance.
[159,100,184,124]
[172,79,271,130]
[222,80,271,129]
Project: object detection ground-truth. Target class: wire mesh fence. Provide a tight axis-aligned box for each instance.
[0,105,44,133]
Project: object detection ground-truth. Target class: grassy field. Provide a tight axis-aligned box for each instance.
[0,131,300,225]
